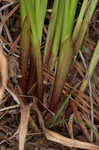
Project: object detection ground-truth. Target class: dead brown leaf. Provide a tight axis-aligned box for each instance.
[70,98,91,142]
[0,47,8,101]
[45,128,99,150]
[19,104,31,150]
[68,114,74,139]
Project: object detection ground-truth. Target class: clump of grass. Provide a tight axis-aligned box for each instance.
[49,0,98,111]
[19,0,98,113]
[20,0,48,106]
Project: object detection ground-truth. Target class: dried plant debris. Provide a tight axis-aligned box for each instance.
[0,1,99,150]
[8,54,20,85]
[19,104,31,150]
[0,47,8,101]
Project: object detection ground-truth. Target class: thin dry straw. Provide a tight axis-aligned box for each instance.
[79,50,94,141]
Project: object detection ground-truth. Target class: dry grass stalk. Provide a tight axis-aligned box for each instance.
[0,47,8,101]
[70,99,91,142]
[1,4,19,26]
[68,114,74,139]
[45,128,99,150]
[19,104,31,150]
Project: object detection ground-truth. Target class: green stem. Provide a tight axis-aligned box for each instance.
[74,0,98,56]
[50,38,73,111]
[43,0,59,66]
[80,41,99,91]
[19,0,27,24]
[72,0,89,42]
[40,0,48,44]
[49,0,64,70]
[19,0,31,93]
[50,0,78,111]
[24,0,43,101]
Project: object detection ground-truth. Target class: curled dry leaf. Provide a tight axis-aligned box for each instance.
[0,47,8,101]
[8,55,19,84]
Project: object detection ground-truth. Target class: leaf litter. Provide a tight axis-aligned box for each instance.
[0,0,99,150]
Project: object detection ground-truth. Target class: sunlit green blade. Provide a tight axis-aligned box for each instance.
[50,0,78,111]
[61,0,78,41]
[74,0,98,56]
[43,0,59,65]
[19,0,27,24]
[49,0,64,70]
[61,0,70,41]
[40,0,48,43]
[72,0,89,42]
[34,0,41,41]
[65,0,78,40]
[24,0,38,43]
[80,41,99,91]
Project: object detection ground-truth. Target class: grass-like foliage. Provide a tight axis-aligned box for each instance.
[19,0,98,114]
[80,41,99,91]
